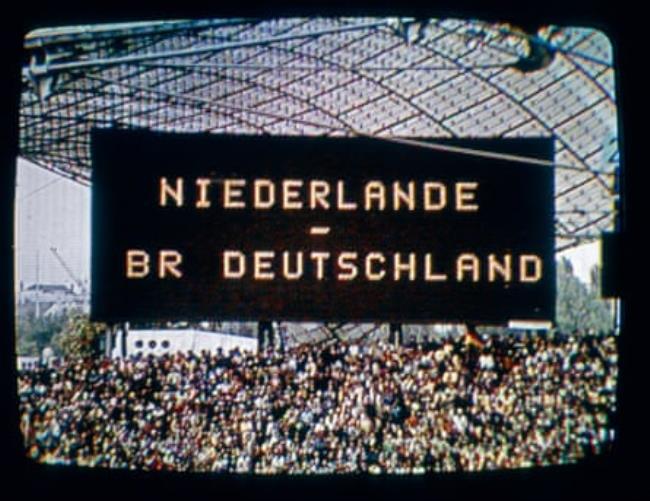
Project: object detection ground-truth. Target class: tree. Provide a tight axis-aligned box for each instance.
[556,257,614,334]
[16,311,67,357]
[52,314,107,359]
[587,263,616,332]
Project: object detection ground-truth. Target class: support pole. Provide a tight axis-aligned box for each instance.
[258,321,274,352]
[389,323,403,347]
[278,322,286,353]
[122,322,129,358]
[111,324,117,358]
[104,326,112,358]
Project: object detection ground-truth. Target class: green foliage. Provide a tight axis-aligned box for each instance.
[556,257,614,334]
[16,311,67,357]
[52,314,107,359]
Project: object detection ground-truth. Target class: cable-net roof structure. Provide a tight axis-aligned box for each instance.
[19,17,619,256]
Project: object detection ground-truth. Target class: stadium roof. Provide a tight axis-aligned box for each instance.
[19,17,620,253]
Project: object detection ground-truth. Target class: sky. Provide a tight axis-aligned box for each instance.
[558,240,601,285]
[14,158,90,291]
[14,157,601,291]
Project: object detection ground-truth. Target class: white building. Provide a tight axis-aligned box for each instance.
[112,329,258,358]
[17,356,39,371]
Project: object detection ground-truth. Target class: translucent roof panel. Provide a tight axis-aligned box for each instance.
[19,17,620,252]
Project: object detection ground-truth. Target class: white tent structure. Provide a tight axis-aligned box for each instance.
[113,328,257,358]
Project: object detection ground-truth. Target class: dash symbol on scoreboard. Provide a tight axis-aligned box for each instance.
[310,226,331,236]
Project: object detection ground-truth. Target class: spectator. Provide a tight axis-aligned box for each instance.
[17,331,617,473]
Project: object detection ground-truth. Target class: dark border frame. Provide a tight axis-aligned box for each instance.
[2,2,640,500]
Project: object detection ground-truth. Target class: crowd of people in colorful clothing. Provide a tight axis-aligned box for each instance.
[18,331,617,474]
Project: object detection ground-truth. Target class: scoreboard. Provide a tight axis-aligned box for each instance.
[91,130,555,323]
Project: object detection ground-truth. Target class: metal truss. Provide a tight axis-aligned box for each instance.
[19,17,619,266]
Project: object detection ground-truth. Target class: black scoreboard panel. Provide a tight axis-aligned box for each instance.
[91,129,555,323]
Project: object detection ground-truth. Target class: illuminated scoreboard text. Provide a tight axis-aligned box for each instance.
[91,130,555,323]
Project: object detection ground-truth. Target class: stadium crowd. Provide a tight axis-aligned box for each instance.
[17,331,617,474]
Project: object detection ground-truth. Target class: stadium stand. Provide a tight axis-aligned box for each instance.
[15,19,621,473]
[18,332,617,473]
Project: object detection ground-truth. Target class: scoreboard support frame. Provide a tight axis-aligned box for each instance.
[257,321,275,352]
[389,323,403,347]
